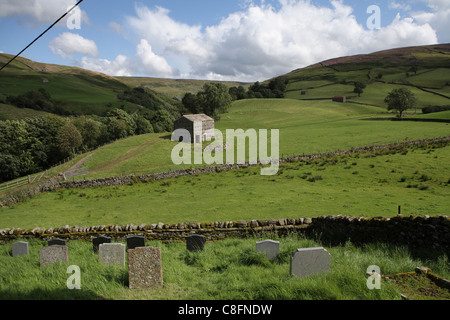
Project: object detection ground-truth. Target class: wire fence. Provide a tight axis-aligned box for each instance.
[0,171,47,193]
[0,152,84,194]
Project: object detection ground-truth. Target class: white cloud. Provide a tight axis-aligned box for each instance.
[136,39,177,77]
[49,32,98,59]
[79,55,132,77]
[127,5,203,55]
[75,39,177,78]
[0,0,89,27]
[388,1,412,11]
[412,0,450,43]
[122,1,438,81]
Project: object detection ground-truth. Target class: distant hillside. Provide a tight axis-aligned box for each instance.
[117,76,251,100]
[0,53,177,117]
[275,43,450,108]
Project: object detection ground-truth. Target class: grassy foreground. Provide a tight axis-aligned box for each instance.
[1,235,448,300]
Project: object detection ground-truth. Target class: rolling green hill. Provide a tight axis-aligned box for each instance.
[117,76,250,100]
[277,43,450,109]
[0,53,179,116]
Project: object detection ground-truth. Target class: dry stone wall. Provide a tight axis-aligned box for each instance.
[1,215,448,251]
[1,136,449,208]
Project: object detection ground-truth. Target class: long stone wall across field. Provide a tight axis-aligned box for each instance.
[1,215,449,251]
[2,136,449,208]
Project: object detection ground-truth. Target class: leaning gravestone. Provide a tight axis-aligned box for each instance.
[256,240,280,261]
[39,245,69,267]
[12,241,29,257]
[99,243,125,266]
[127,235,146,250]
[186,234,206,252]
[128,246,163,289]
[93,236,112,253]
[290,247,331,279]
[48,238,67,246]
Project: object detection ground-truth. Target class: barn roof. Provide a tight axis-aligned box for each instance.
[178,114,214,122]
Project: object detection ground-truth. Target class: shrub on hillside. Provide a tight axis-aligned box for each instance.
[422,105,450,114]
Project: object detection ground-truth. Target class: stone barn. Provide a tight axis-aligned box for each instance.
[173,114,215,144]
[332,96,346,103]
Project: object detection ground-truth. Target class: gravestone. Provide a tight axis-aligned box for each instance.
[93,236,111,253]
[290,247,331,279]
[128,246,163,289]
[99,243,125,266]
[12,241,29,257]
[48,238,66,246]
[256,240,280,261]
[39,245,69,267]
[186,234,206,252]
[127,235,146,250]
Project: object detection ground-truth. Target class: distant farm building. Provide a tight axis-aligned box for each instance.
[173,114,215,144]
[40,78,49,83]
[332,96,346,103]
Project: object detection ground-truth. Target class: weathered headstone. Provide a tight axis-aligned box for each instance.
[186,234,206,252]
[99,243,125,266]
[126,235,146,250]
[93,236,111,253]
[12,241,29,257]
[256,239,280,261]
[128,246,163,289]
[48,238,66,246]
[290,247,331,279]
[39,245,69,267]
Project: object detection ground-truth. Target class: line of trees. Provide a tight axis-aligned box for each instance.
[228,77,287,101]
[0,107,178,182]
[0,86,186,182]
[5,88,71,115]
[181,77,288,118]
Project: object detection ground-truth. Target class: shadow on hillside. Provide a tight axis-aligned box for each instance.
[159,134,172,140]
[360,117,450,123]
[359,117,396,121]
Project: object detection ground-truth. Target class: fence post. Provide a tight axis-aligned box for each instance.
[28,175,31,184]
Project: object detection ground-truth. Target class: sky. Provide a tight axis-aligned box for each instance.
[0,0,449,82]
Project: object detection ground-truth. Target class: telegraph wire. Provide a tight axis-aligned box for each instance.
[0,0,84,72]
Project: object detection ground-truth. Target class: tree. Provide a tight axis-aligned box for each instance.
[384,88,418,118]
[134,115,154,135]
[197,83,232,118]
[106,108,136,136]
[72,116,102,151]
[269,78,287,98]
[353,82,366,97]
[182,92,201,113]
[152,109,174,133]
[57,122,82,156]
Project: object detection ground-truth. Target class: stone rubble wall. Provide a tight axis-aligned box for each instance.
[1,215,448,251]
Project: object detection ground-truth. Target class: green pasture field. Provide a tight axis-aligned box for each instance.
[0,103,51,121]
[0,71,140,115]
[1,140,449,230]
[406,68,450,88]
[286,80,450,107]
[411,111,450,120]
[0,235,448,300]
[47,99,450,181]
